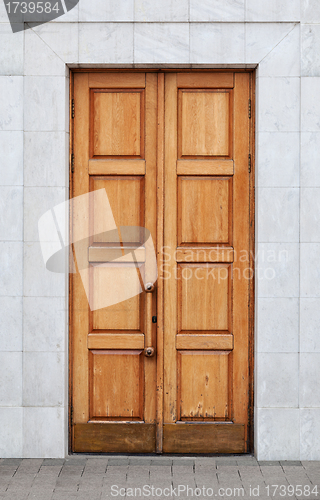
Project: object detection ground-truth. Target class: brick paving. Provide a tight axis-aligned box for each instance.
[0,456,319,500]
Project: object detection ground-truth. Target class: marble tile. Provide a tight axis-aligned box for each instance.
[27,23,78,64]
[258,77,300,132]
[302,24,320,77]
[0,186,23,241]
[0,131,23,185]
[301,78,320,131]
[301,0,320,23]
[256,243,299,298]
[300,353,320,408]
[23,407,65,458]
[23,352,65,407]
[300,298,320,352]
[0,2,9,21]
[258,24,300,77]
[257,298,299,353]
[300,243,320,297]
[0,408,23,458]
[256,409,300,460]
[257,133,299,187]
[300,409,320,460]
[135,0,188,22]
[24,241,66,297]
[257,353,299,408]
[246,0,300,22]
[24,132,67,187]
[79,23,134,64]
[135,23,189,64]
[0,76,23,131]
[0,297,22,351]
[24,27,66,76]
[0,242,23,296]
[301,188,320,242]
[246,23,297,70]
[190,23,244,64]
[24,76,66,131]
[257,188,299,242]
[190,0,244,22]
[79,0,133,21]
[0,23,23,75]
[301,133,320,187]
[0,352,22,406]
[51,2,79,21]
[24,187,66,242]
[24,297,66,352]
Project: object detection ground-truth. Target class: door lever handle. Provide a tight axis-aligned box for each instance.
[144,282,155,357]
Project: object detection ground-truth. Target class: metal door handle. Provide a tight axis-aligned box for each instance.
[144,282,155,357]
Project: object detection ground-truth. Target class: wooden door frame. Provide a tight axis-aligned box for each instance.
[68,68,255,454]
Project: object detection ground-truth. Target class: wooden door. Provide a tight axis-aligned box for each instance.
[70,71,253,454]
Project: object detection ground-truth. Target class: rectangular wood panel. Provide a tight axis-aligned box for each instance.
[176,334,233,350]
[177,160,234,176]
[175,247,234,263]
[89,73,146,89]
[74,423,156,453]
[89,160,146,176]
[177,73,234,89]
[88,334,144,349]
[88,246,146,263]
[163,423,245,454]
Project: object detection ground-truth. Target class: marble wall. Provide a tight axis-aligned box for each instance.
[0,0,319,459]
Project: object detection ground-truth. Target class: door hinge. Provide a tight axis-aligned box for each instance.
[248,154,252,174]
[71,153,75,174]
[71,99,75,119]
[70,405,73,425]
[248,99,252,119]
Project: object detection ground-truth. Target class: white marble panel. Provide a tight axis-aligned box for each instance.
[302,25,320,77]
[246,24,298,74]
[27,23,78,65]
[135,0,188,22]
[24,132,67,187]
[23,352,64,407]
[79,23,134,64]
[0,242,23,296]
[190,23,244,64]
[300,353,320,408]
[0,408,22,458]
[256,243,299,298]
[0,352,22,406]
[0,131,23,186]
[300,298,320,352]
[300,243,320,297]
[24,242,66,297]
[257,133,299,187]
[246,0,300,22]
[301,133,320,187]
[257,353,299,408]
[79,0,133,21]
[258,25,300,77]
[0,1,9,21]
[24,187,66,242]
[0,297,22,351]
[0,23,23,75]
[0,186,23,241]
[257,298,299,353]
[257,188,299,242]
[301,188,320,242]
[23,407,65,458]
[51,2,79,22]
[0,76,23,131]
[300,409,320,460]
[190,0,244,22]
[24,297,66,352]
[301,78,320,131]
[135,23,189,64]
[24,28,66,76]
[256,409,300,460]
[24,76,66,131]
[301,0,320,23]
[258,77,300,132]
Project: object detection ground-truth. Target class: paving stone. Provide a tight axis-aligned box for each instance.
[259,461,281,466]
[151,459,172,466]
[107,459,129,466]
[42,459,65,467]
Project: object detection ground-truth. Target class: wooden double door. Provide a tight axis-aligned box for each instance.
[70,70,254,454]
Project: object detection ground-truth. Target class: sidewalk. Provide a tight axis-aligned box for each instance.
[0,455,319,500]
